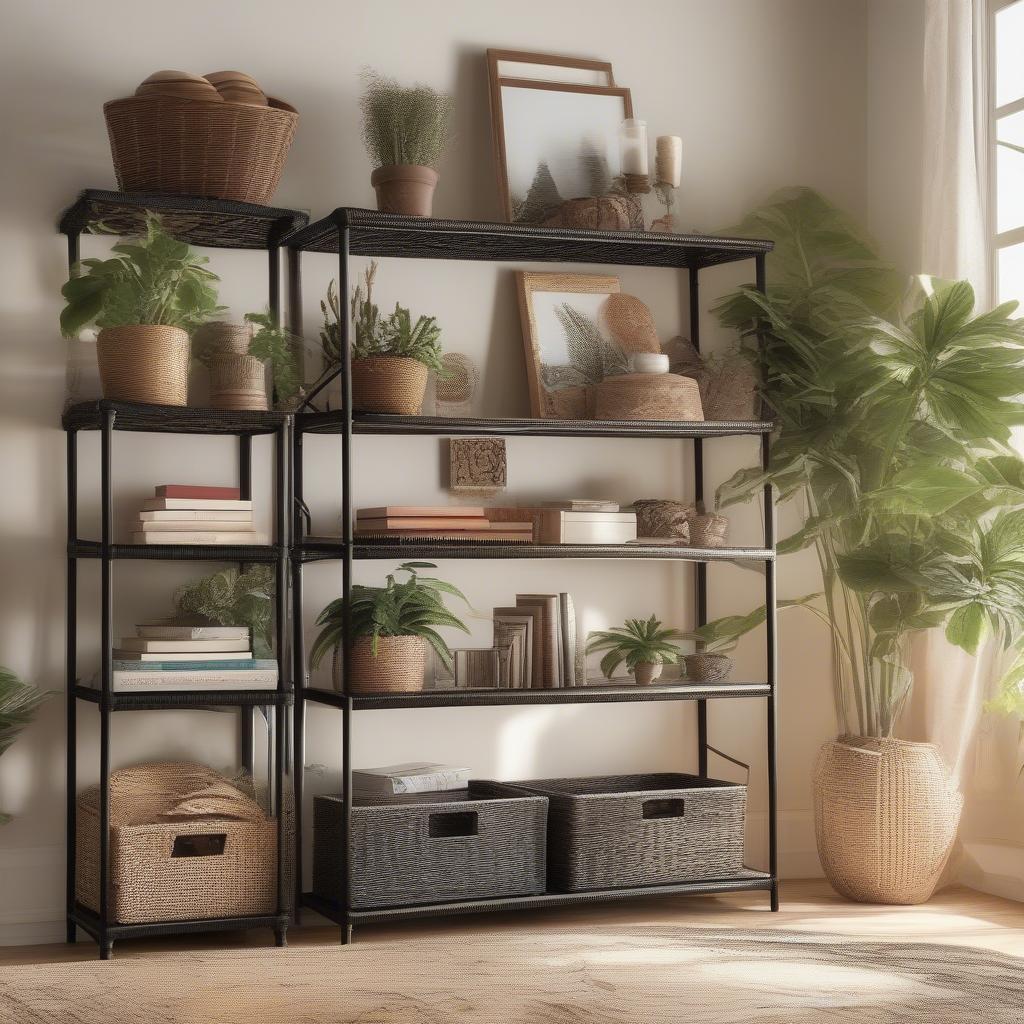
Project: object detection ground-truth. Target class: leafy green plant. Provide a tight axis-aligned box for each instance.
[716,187,1024,737]
[244,311,302,406]
[679,596,822,655]
[0,667,49,823]
[586,616,684,678]
[60,214,225,337]
[360,71,453,168]
[320,260,445,372]
[310,562,469,671]
[174,565,274,659]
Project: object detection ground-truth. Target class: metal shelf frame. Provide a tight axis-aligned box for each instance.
[61,193,301,958]
[288,210,778,943]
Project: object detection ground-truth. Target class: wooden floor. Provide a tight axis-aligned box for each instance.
[1,880,1022,965]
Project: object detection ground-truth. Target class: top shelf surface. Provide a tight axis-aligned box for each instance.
[59,190,310,251]
[63,400,287,436]
[283,208,773,269]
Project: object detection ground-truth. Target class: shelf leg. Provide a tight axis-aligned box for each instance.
[100,939,113,961]
[99,411,114,946]
[341,924,353,945]
[274,926,288,948]
[65,428,78,945]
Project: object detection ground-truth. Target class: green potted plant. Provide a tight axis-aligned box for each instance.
[586,615,684,686]
[174,565,274,659]
[59,213,224,406]
[321,260,444,415]
[717,187,1024,903]
[310,562,470,693]
[360,70,453,217]
[1,667,49,823]
[193,311,302,411]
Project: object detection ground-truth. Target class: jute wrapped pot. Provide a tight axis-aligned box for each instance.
[96,325,190,406]
[684,653,732,682]
[195,322,268,411]
[333,635,427,693]
[351,356,428,415]
[814,736,963,905]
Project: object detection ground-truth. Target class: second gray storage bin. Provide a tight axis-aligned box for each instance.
[507,773,747,892]
[313,781,547,909]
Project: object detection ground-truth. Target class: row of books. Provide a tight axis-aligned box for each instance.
[131,484,267,545]
[493,592,583,689]
[353,506,533,543]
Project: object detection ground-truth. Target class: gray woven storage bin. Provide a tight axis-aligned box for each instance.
[312,781,547,909]
[506,773,746,892]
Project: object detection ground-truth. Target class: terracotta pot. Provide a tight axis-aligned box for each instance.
[683,653,732,682]
[632,662,663,686]
[351,356,428,415]
[333,636,427,693]
[814,736,963,905]
[195,322,268,411]
[370,164,439,217]
[96,325,189,406]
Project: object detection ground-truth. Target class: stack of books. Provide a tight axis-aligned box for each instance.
[493,592,582,689]
[132,485,266,545]
[107,620,277,692]
[353,762,471,798]
[353,506,533,543]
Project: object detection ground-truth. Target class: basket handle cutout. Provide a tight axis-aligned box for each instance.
[428,811,478,838]
[642,798,686,820]
[171,833,227,857]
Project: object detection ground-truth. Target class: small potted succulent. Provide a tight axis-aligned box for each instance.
[360,71,453,217]
[586,615,684,686]
[321,261,444,415]
[59,214,224,406]
[310,562,470,693]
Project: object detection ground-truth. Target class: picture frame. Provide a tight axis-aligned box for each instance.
[486,49,634,225]
[515,271,623,419]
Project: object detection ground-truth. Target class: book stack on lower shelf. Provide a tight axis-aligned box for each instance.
[353,762,471,799]
[133,484,266,545]
[353,506,533,543]
[106,621,277,692]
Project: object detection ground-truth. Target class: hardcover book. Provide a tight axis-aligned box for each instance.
[517,594,561,688]
[131,532,267,545]
[141,497,254,512]
[111,651,253,662]
[116,638,251,653]
[155,485,243,500]
[352,763,471,796]
[136,623,250,641]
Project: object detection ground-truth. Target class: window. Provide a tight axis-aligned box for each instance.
[993,0,1024,308]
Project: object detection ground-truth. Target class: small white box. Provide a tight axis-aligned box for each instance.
[537,511,637,544]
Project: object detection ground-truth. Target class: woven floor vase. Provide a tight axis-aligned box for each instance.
[96,325,189,406]
[814,736,963,905]
[334,636,427,693]
[351,356,428,415]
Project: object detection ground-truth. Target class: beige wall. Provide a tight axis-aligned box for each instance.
[0,0,870,943]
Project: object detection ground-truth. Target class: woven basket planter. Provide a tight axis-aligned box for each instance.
[312,781,548,909]
[814,737,963,905]
[351,356,428,415]
[103,94,297,205]
[334,635,427,693]
[195,322,268,411]
[684,653,732,682]
[96,325,189,406]
[76,761,277,924]
[508,773,747,892]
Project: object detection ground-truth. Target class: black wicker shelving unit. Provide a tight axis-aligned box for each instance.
[286,208,777,942]
[60,191,308,959]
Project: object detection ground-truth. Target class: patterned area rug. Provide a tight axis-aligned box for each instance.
[1,926,1022,1023]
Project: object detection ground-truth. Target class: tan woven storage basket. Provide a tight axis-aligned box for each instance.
[334,636,427,693]
[814,736,962,905]
[96,325,190,406]
[76,761,277,924]
[351,356,428,415]
[591,373,703,421]
[687,512,729,548]
[104,95,298,205]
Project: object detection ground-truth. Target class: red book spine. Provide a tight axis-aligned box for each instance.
[155,485,242,500]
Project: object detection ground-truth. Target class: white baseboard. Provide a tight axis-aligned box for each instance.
[960,842,1024,903]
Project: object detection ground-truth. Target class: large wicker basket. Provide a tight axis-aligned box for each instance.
[312,781,548,909]
[76,761,277,924]
[350,356,428,415]
[508,773,746,892]
[103,95,298,205]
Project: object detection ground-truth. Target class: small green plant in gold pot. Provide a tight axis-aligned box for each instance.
[586,615,684,686]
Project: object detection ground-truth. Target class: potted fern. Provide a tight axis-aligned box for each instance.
[586,615,684,686]
[1,667,48,823]
[59,213,224,406]
[310,562,470,693]
[361,71,453,217]
[321,260,443,415]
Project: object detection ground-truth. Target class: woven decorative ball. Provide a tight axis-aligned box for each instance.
[687,512,729,548]
[684,653,732,682]
[632,499,695,540]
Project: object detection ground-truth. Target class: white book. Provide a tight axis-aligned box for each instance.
[136,624,250,641]
[116,638,251,653]
[141,497,254,511]
[135,519,254,532]
[352,762,471,795]
[139,509,253,522]
[130,532,268,545]
[112,650,253,662]
[108,669,278,692]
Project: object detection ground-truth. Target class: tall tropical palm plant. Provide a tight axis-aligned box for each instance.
[717,188,1024,736]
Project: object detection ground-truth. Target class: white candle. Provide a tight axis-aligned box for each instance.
[619,119,649,176]
[656,136,682,188]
